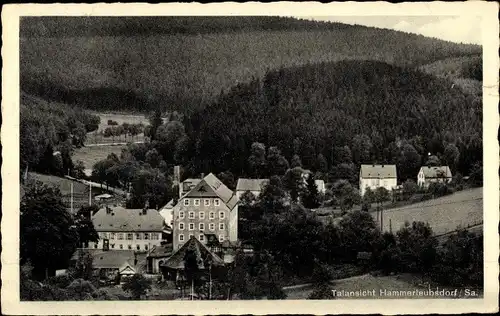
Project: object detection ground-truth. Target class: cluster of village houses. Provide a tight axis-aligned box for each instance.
[73,164,453,283]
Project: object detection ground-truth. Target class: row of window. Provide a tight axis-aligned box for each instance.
[98,232,161,240]
[179,234,224,243]
[178,222,224,231]
[93,243,150,251]
[183,198,220,206]
[179,211,225,220]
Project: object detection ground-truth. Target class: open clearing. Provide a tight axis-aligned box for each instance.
[373,188,483,236]
[73,144,126,170]
[85,112,148,145]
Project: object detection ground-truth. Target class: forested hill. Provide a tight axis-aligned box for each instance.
[20,16,481,113]
[186,60,482,181]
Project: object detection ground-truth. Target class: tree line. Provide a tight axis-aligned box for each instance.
[20,93,100,176]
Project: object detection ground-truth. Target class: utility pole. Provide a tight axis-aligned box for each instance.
[89,183,92,206]
[71,182,74,213]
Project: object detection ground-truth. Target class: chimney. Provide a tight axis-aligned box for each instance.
[173,165,181,186]
[106,206,111,215]
[200,173,205,179]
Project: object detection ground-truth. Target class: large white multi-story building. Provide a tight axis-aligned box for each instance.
[171,173,239,251]
[359,164,398,196]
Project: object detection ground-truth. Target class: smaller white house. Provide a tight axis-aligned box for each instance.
[359,164,397,196]
[301,171,327,194]
[417,166,452,188]
[236,178,269,200]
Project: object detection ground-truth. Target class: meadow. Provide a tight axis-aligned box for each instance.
[374,188,483,236]
[73,144,126,172]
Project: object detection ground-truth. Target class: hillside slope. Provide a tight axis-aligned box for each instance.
[20,16,481,112]
[186,60,482,178]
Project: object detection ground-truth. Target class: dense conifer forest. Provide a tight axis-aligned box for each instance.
[185,60,482,180]
[20,16,481,113]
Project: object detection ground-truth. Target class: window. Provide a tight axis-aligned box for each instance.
[179,234,184,241]
[194,199,200,206]
[94,244,98,249]
[117,233,124,240]
[204,199,210,206]
[111,244,115,249]
[144,233,150,240]
[189,211,195,219]
[137,245,140,250]
[184,199,189,206]
[219,223,225,230]
[214,199,220,206]
[145,245,148,250]
[209,223,215,231]
[127,233,133,240]
[219,235,224,242]
[110,233,115,240]
[189,223,195,230]
[179,211,185,219]
[199,234,205,242]
[136,233,142,240]
[219,211,225,219]
[209,212,215,219]
[189,234,194,240]
[199,223,205,230]
[152,233,159,240]
[199,212,205,219]
[179,222,185,230]
[119,244,123,249]
[128,245,132,250]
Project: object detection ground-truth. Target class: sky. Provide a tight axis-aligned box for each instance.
[307,16,482,45]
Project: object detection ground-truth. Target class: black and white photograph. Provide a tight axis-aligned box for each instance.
[2,2,499,315]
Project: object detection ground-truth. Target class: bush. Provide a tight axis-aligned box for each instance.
[308,283,335,299]
[107,120,118,126]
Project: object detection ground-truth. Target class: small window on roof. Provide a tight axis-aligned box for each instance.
[198,186,206,192]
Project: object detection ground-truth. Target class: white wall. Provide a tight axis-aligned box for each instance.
[89,231,163,251]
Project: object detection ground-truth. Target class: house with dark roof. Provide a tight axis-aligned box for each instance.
[87,206,165,252]
[235,178,269,200]
[172,173,239,251]
[417,166,452,188]
[71,249,138,280]
[359,164,398,196]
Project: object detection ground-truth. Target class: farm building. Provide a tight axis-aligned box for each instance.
[236,178,269,199]
[417,166,452,188]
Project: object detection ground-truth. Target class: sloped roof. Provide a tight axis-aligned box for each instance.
[161,236,224,270]
[148,244,173,258]
[360,164,397,178]
[236,179,269,192]
[72,249,136,269]
[184,173,239,209]
[420,166,452,178]
[92,206,164,232]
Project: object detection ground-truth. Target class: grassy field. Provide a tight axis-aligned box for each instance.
[73,144,126,170]
[25,172,110,210]
[85,112,148,145]
[373,188,483,236]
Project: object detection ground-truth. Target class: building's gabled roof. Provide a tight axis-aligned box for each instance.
[72,249,136,269]
[236,178,269,192]
[161,237,224,270]
[360,164,397,178]
[148,244,173,258]
[92,206,164,232]
[420,166,452,178]
[183,173,239,209]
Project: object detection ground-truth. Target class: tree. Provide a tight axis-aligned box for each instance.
[122,274,152,299]
[338,210,381,261]
[290,154,302,168]
[315,153,328,173]
[75,206,99,248]
[396,221,437,273]
[443,143,460,172]
[308,263,335,299]
[257,176,287,212]
[73,160,87,179]
[374,187,390,206]
[283,167,305,202]
[425,155,441,166]
[363,187,376,205]
[70,251,94,281]
[335,145,352,164]
[302,175,320,209]
[248,142,267,177]
[217,170,236,190]
[20,180,80,280]
[129,167,171,209]
[469,161,483,187]
[72,121,87,148]
[351,134,373,164]
[148,109,163,141]
[145,148,163,169]
[402,179,418,198]
[397,143,421,181]
[267,146,289,176]
[332,180,360,212]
